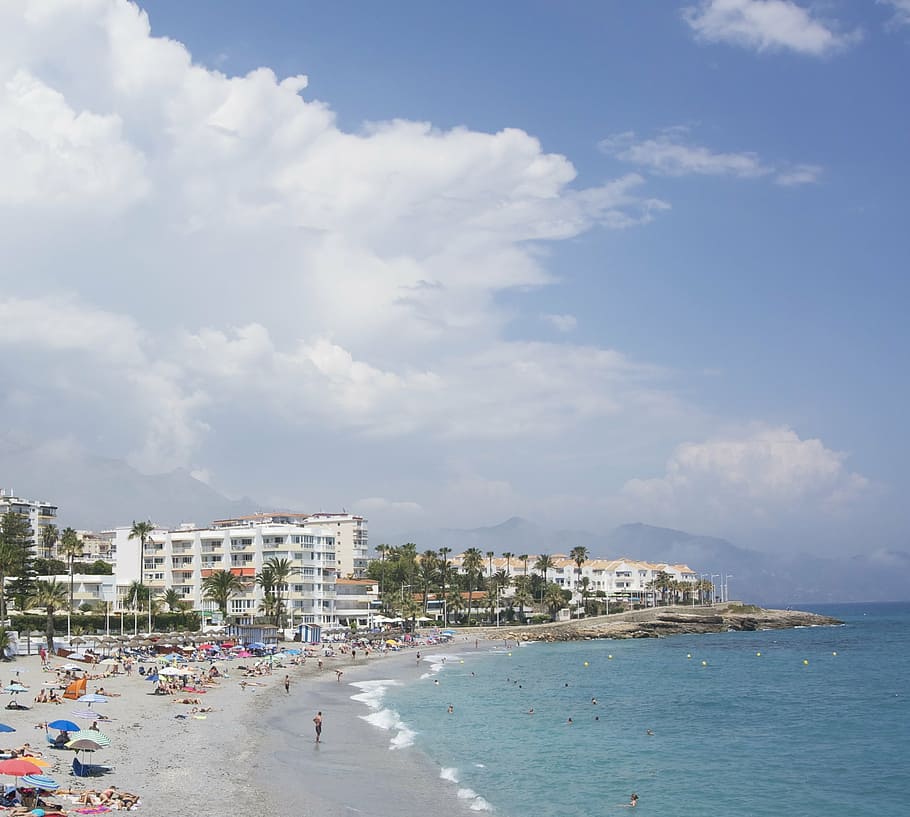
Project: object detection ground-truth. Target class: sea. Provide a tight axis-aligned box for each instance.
[351,603,908,817]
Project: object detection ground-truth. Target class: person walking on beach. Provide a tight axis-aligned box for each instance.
[313,711,323,743]
[284,675,290,694]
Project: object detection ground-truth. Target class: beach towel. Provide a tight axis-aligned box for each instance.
[74,808,111,814]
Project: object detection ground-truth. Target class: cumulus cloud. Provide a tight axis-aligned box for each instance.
[683,0,860,56]
[0,0,675,491]
[601,129,820,186]
[615,426,869,531]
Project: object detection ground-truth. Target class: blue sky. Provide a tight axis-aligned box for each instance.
[0,0,907,554]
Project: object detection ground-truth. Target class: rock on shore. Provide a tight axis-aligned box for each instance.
[489,603,842,642]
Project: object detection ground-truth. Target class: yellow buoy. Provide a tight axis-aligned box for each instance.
[460,660,464,664]
[608,655,613,660]
[687,654,692,659]
[701,660,708,666]
[832,652,837,656]
[803,659,809,665]
[756,652,761,657]
[584,661,589,667]
[508,652,512,656]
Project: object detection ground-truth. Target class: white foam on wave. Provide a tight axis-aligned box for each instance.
[440,767,459,783]
[360,707,417,749]
[349,679,400,710]
[457,788,492,811]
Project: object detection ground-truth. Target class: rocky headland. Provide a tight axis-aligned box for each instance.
[486,603,842,642]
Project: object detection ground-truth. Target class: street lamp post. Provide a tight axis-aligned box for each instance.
[710,574,720,605]
[724,574,734,604]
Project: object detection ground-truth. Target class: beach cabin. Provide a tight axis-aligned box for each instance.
[226,624,279,646]
[296,623,321,644]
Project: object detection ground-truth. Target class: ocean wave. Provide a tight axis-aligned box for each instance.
[349,679,401,710]
[457,788,492,811]
[440,767,459,783]
[360,707,416,750]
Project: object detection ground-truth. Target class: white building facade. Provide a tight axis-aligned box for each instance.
[0,489,58,551]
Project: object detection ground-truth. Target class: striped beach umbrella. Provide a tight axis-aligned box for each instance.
[20,773,59,791]
[67,729,111,747]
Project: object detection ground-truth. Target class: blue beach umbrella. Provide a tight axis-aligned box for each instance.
[20,773,59,791]
[47,720,79,732]
[4,683,28,694]
[0,724,14,733]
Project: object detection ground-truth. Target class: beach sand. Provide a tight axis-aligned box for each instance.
[3,640,480,816]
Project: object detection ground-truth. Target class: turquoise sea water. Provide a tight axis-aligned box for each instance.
[368,604,908,816]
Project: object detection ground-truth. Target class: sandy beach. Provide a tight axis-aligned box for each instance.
[1,638,479,817]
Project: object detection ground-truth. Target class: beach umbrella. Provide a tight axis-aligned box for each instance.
[67,728,111,748]
[0,724,14,733]
[159,666,188,677]
[47,719,79,732]
[77,693,108,704]
[68,738,102,751]
[69,637,86,645]
[0,758,43,776]
[20,756,50,769]
[4,683,28,694]
[71,710,99,720]
[20,773,59,791]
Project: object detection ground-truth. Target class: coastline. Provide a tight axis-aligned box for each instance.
[2,606,843,816]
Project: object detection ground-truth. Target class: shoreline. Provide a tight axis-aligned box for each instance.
[1,605,841,815]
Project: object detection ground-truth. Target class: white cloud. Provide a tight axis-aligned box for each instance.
[0,0,673,484]
[602,129,821,187]
[683,0,860,56]
[601,130,770,178]
[615,426,869,530]
[542,313,578,333]
[775,163,823,186]
[880,0,910,29]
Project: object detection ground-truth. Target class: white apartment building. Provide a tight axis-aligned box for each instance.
[211,512,368,578]
[0,489,58,551]
[335,578,379,628]
[305,513,368,577]
[137,520,338,626]
[451,553,699,607]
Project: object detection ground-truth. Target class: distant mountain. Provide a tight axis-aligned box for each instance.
[381,518,909,605]
[0,442,257,530]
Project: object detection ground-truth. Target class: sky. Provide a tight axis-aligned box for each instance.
[0,0,907,556]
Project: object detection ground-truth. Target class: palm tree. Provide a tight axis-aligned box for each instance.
[125,580,151,611]
[31,578,68,654]
[418,550,438,614]
[445,588,465,624]
[129,520,155,589]
[579,576,592,616]
[544,583,568,621]
[519,554,529,579]
[502,552,514,580]
[42,524,59,561]
[60,527,84,613]
[202,569,244,619]
[462,548,484,625]
[255,563,277,623]
[513,575,533,622]
[162,588,186,613]
[438,547,452,625]
[533,554,555,603]
[264,557,297,628]
[570,546,588,617]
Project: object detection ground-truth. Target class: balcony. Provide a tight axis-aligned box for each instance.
[200,567,256,579]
